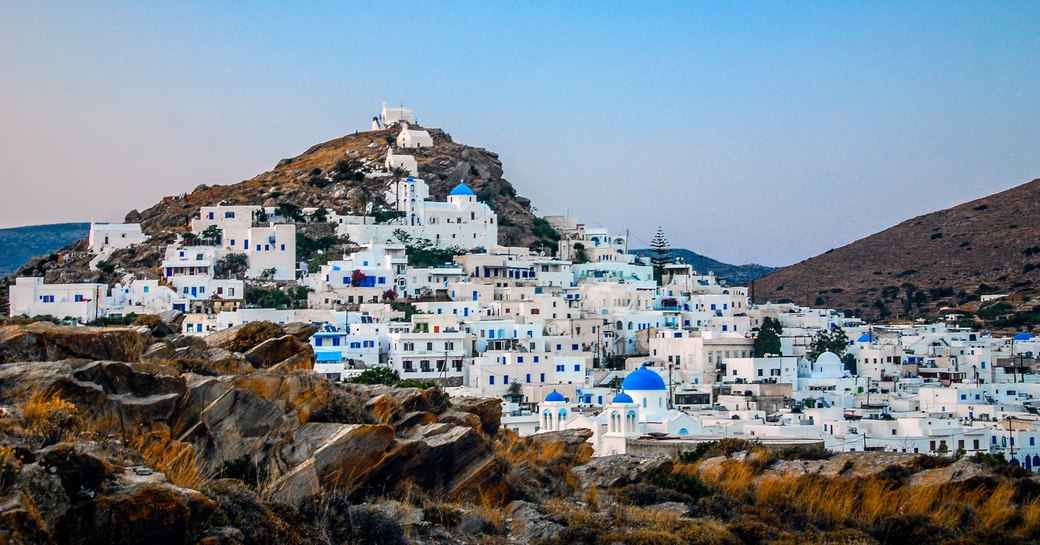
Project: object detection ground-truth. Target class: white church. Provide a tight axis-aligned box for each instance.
[334,177,498,250]
[539,364,706,456]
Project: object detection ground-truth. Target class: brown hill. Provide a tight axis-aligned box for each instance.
[126,125,541,246]
[752,178,1040,320]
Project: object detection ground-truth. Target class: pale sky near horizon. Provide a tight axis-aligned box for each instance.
[2,2,1038,266]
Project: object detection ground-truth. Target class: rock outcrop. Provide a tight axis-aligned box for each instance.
[0,322,145,364]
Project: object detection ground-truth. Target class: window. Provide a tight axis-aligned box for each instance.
[426,342,433,351]
[280,244,285,251]
[503,375,509,384]
[517,356,524,363]
[571,344,579,350]
[556,365,564,372]
[74,294,84,302]
[526,374,531,383]
[540,373,545,382]
[445,342,454,350]
[574,364,580,372]
[41,295,55,303]
[489,376,495,385]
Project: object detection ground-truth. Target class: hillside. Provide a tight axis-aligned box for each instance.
[632,248,777,285]
[0,223,89,276]
[753,178,1040,320]
[126,126,541,247]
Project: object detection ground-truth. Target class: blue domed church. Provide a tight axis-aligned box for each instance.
[537,363,706,456]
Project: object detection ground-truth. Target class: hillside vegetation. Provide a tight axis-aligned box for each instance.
[754,178,1040,323]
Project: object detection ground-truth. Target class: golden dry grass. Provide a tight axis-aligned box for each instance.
[22,390,82,444]
[698,459,1036,535]
[126,424,206,490]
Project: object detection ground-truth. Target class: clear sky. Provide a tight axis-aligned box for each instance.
[2,2,1038,266]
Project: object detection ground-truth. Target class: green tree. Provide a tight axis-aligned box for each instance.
[201,225,222,244]
[333,158,367,182]
[809,326,850,359]
[275,202,303,222]
[216,253,249,278]
[754,317,783,357]
[573,242,590,264]
[649,226,672,283]
[310,206,329,223]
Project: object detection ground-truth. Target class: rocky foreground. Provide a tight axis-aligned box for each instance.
[2,319,1040,545]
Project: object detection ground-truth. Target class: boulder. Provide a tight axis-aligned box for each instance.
[204,322,285,353]
[451,397,502,435]
[242,335,312,369]
[0,323,144,363]
[573,454,673,490]
[507,500,563,543]
[281,322,319,343]
[437,410,483,433]
[53,483,217,545]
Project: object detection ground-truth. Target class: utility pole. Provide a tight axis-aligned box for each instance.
[667,363,674,410]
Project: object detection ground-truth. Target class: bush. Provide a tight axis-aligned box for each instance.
[773,445,834,461]
[641,468,714,500]
[346,367,400,385]
[396,378,439,389]
[220,455,269,488]
[615,482,692,506]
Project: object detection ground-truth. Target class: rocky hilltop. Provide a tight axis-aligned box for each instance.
[753,178,1040,321]
[2,319,1039,545]
[127,126,538,246]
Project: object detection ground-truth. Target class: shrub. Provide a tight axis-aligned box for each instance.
[642,468,714,500]
[396,378,439,389]
[23,391,82,445]
[909,454,955,470]
[346,367,400,385]
[615,482,692,506]
[220,455,269,488]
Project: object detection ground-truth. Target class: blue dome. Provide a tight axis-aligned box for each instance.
[406,176,415,184]
[857,333,874,343]
[612,391,634,404]
[1014,332,1034,341]
[621,365,666,391]
[449,183,475,196]
[544,389,566,402]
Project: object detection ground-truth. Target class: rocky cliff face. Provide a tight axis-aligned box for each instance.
[754,178,1040,321]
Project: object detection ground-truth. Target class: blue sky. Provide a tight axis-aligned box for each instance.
[2,2,1038,265]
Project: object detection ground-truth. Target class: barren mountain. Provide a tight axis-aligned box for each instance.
[753,178,1040,320]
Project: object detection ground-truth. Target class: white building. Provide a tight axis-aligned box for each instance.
[396,123,433,148]
[8,277,107,323]
[88,222,146,253]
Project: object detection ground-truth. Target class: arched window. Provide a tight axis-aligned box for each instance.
[678,428,689,436]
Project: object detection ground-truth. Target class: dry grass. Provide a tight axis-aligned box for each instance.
[0,444,21,487]
[699,459,1036,535]
[126,424,206,489]
[22,390,82,444]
